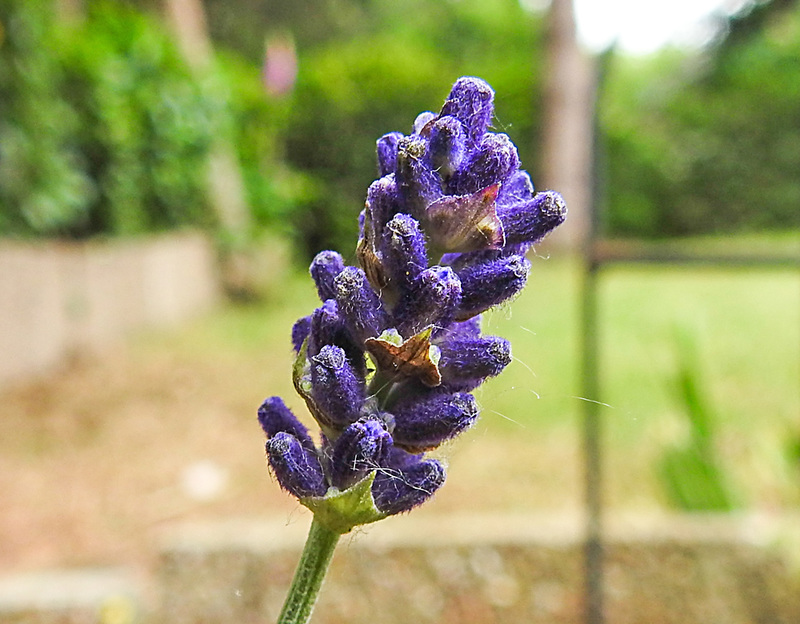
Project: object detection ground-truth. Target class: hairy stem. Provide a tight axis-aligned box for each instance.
[277,516,340,624]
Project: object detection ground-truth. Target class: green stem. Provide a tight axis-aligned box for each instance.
[277,516,341,624]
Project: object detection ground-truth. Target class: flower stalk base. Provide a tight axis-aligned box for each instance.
[277,516,340,624]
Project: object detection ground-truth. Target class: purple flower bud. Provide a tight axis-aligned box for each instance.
[330,418,392,489]
[372,454,446,515]
[438,335,511,391]
[310,251,345,302]
[311,345,366,427]
[436,315,482,341]
[377,132,404,177]
[396,136,442,217]
[391,391,478,451]
[426,115,465,179]
[449,133,520,195]
[497,170,535,206]
[266,432,328,499]
[258,396,317,452]
[308,300,366,376]
[413,111,436,134]
[334,266,388,343]
[308,300,345,357]
[291,315,312,353]
[456,254,530,320]
[393,266,461,338]
[498,190,567,247]
[381,213,428,293]
[364,175,400,234]
[439,77,494,147]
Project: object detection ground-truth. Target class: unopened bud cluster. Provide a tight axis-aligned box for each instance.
[259,77,565,533]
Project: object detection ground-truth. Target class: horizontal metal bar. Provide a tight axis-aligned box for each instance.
[588,239,800,268]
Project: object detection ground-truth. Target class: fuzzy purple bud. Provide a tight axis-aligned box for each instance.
[365,175,400,234]
[291,315,312,353]
[439,77,494,147]
[381,213,428,293]
[266,432,327,499]
[311,345,365,427]
[334,266,388,343]
[456,254,530,320]
[330,418,392,489]
[498,170,535,206]
[438,335,511,391]
[310,251,345,302]
[500,190,568,247]
[377,132,404,177]
[392,266,461,337]
[396,136,442,217]
[258,396,317,452]
[449,133,520,195]
[413,111,436,134]
[372,454,446,515]
[426,115,465,180]
[391,391,478,451]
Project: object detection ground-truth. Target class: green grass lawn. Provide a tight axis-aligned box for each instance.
[4,234,797,571]
[162,237,799,512]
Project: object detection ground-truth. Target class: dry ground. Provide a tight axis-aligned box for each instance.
[0,332,587,577]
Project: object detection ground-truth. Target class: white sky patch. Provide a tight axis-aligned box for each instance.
[572,0,750,54]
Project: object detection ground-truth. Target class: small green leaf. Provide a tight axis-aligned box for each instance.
[301,472,387,534]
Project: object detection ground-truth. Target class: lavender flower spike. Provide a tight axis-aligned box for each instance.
[259,76,565,535]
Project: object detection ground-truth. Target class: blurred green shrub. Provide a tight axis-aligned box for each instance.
[0,0,92,235]
[0,0,215,237]
[204,0,545,257]
[657,327,738,511]
[601,1,800,238]
[1,0,299,241]
[59,2,216,237]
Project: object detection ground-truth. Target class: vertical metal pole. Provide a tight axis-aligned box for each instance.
[581,44,614,624]
[581,259,604,624]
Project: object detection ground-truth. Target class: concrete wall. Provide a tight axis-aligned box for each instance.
[0,233,220,389]
[0,513,797,624]
[156,513,800,624]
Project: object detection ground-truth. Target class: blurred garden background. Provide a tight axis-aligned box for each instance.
[0,0,798,594]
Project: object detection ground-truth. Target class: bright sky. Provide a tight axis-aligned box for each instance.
[572,0,749,54]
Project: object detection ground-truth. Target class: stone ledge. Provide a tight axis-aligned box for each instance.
[0,568,140,624]
[155,512,800,624]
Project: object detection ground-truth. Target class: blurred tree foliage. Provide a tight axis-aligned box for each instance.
[0,0,296,239]
[600,0,800,238]
[204,0,546,257]
[0,0,212,236]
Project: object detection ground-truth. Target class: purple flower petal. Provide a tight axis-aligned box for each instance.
[439,76,494,147]
[392,266,461,338]
[330,418,393,489]
[372,455,446,515]
[456,254,530,320]
[258,396,316,452]
[391,391,478,451]
[310,250,345,302]
[311,345,366,427]
[266,432,328,498]
[334,266,388,343]
[377,132,404,177]
[498,190,567,247]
